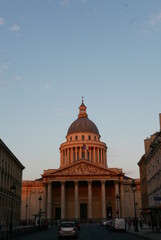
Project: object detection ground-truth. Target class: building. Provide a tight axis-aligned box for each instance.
[21,100,141,223]
[0,139,25,227]
[138,114,161,229]
[138,114,161,209]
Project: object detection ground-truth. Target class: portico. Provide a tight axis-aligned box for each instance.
[42,160,124,221]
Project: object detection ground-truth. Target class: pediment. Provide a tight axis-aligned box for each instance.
[45,160,122,177]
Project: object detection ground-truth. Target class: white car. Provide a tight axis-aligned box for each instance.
[58,221,78,238]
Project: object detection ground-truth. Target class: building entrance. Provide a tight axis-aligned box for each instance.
[106,206,112,219]
[80,203,87,221]
[55,207,61,221]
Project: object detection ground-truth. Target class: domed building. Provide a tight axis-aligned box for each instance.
[21,100,141,223]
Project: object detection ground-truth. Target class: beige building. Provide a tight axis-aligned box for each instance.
[0,139,25,227]
[138,114,161,209]
[21,100,141,223]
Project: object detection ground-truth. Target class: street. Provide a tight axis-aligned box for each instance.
[17,223,146,240]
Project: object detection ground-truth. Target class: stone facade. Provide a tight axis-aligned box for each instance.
[138,114,161,208]
[21,100,141,223]
[0,139,25,228]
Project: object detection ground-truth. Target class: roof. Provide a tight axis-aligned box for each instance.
[67,100,100,136]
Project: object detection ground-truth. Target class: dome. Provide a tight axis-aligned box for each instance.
[67,117,99,135]
[67,100,100,136]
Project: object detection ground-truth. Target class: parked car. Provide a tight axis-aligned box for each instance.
[58,221,78,238]
[74,221,80,230]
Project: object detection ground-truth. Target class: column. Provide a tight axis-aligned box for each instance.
[88,181,92,219]
[120,179,124,217]
[61,181,65,219]
[115,181,120,217]
[101,180,106,219]
[102,149,104,165]
[93,148,96,163]
[74,181,79,219]
[60,150,63,166]
[67,149,69,164]
[47,182,52,220]
[97,148,99,163]
[71,147,73,163]
[101,149,103,164]
[90,149,92,162]
[43,184,47,219]
[79,147,81,160]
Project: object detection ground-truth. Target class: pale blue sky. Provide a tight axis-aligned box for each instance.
[1,0,161,180]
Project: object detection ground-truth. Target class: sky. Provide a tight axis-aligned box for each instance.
[1,0,161,180]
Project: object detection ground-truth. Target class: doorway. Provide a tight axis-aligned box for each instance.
[106,206,112,219]
[55,207,61,221]
[80,203,87,222]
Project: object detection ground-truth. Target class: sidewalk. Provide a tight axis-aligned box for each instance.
[127,226,161,240]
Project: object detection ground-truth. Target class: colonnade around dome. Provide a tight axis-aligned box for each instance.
[21,101,141,224]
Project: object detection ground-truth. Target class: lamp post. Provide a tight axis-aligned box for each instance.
[107,201,112,219]
[131,179,139,232]
[25,204,28,225]
[10,183,16,234]
[38,195,42,226]
[51,202,54,226]
[116,194,120,217]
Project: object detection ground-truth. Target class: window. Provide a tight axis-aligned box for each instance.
[75,136,78,140]
[88,135,91,140]
[82,135,85,141]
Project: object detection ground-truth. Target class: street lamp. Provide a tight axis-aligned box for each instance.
[131,179,139,232]
[107,201,112,219]
[25,204,28,225]
[10,183,16,234]
[38,195,42,226]
[116,194,120,217]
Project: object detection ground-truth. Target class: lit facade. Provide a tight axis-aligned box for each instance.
[138,114,161,208]
[21,101,141,223]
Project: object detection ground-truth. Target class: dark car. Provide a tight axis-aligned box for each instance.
[74,221,80,230]
[58,221,78,238]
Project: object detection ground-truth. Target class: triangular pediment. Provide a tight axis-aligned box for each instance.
[43,160,123,177]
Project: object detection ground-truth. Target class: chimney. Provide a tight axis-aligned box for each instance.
[159,113,161,131]
[144,138,151,154]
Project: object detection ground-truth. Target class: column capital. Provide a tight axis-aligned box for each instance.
[61,181,65,185]
[74,180,79,184]
[101,180,106,184]
[87,180,93,185]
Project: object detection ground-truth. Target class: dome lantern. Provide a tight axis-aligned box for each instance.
[67,100,100,136]
[78,99,88,118]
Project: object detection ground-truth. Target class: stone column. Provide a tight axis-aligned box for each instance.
[76,147,78,161]
[67,149,69,164]
[61,181,65,220]
[115,181,120,217]
[47,182,52,220]
[120,180,124,217]
[71,147,73,163]
[74,181,79,219]
[90,149,92,162]
[101,180,106,219]
[97,148,99,163]
[79,146,81,160]
[43,184,47,219]
[93,148,96,163]
[88,181,92,220]
[102,149,104,165]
